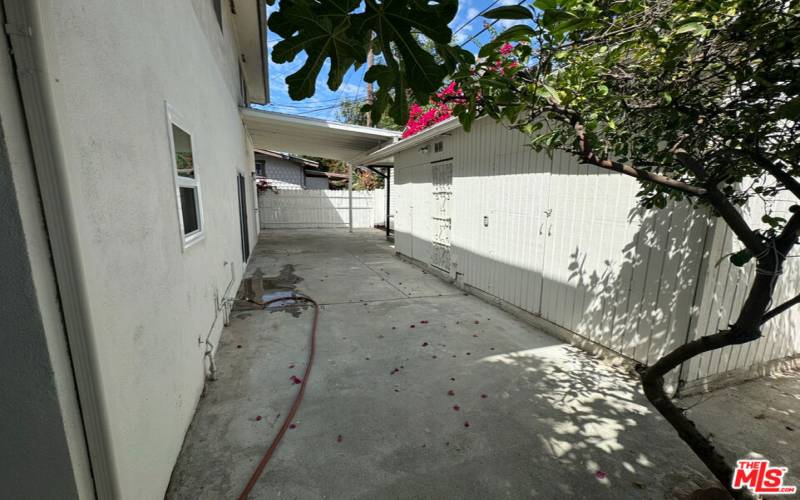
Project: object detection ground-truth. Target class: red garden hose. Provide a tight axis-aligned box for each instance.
[237,293,320,500]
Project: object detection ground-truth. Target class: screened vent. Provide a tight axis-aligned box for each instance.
[434,141,444,153]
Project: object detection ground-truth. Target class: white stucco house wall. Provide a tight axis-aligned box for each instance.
[364,117,800,395]
[0,1,397,499]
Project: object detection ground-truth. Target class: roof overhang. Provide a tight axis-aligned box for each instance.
[234,0,269,104]
[361,117,467,164]
[241,108,400,164]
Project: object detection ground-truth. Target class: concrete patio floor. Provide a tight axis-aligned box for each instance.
[167,229,799,499]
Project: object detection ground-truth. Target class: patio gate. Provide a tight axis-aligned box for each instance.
[431,160,453,272]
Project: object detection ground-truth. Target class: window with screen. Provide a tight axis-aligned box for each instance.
[170,122,204,246]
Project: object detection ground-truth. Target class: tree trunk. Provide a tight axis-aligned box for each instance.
[639,209,800,498]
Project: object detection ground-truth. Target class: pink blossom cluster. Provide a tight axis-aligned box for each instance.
[401,81,464,138]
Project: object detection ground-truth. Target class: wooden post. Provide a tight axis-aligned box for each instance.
[348,164,353,233]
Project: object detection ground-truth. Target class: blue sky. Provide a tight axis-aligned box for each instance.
[255,1,522,122]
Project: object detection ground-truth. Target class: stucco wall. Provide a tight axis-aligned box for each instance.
[30,0,259,497]
[0,10,93,496]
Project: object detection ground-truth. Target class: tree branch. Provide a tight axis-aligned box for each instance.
[571,124,707,196]
[762,292,800,325]
[639,328,758,500]
[674,151,766,255]
[747,149,800,201]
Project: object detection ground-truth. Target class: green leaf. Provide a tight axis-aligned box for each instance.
[730,248,753,267]
[269,0,461,120]
[483,5,534,20]
[494,24,537,42]
[775,97,800,119]
[533,0,557,11]
[535,84,561,104]
[675,22,707,35]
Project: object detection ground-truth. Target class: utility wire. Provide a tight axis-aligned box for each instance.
[452,0,502,37]
[460,0,527,49]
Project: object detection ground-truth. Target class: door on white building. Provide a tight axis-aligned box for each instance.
[431,159,453,273]
[237,173,250,263]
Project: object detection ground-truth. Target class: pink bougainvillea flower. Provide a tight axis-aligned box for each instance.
[595,470,607,480]
[255,415,262,421]
[500,42,514,55]
[290,375,302,385]
[509,61,520,69]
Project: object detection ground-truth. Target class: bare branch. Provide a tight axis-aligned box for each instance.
[554,115,708,196]
[762,292,800,325]
[747,150,800,201]
[674,151,766,255]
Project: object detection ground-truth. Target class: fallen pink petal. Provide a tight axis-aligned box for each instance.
[447,390,455,396]
[463,421,470,428]
[595,470,607,480]
[289,375,302,385]
[453,405,460,411]
[289,423,297,429]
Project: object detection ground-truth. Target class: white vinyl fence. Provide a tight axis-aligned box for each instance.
[258,189,392,229]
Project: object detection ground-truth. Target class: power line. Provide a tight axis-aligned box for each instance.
[460,0,527,49]
[452,0,501,37]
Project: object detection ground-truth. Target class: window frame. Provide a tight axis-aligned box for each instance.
[165,103,205,251]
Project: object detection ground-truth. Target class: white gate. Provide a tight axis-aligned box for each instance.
[431,161,453,272]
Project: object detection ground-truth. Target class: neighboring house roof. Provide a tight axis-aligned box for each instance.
[241,108,400,164]
[254,149,320,169]
[234,0,269,104]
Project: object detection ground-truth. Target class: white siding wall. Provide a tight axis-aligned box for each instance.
[305,176,330,190]
[683,198,800,389]
[394,118,796,390]
[263,156,306,190]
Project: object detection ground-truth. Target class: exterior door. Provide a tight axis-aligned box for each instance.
[237,173,250,262]
[431,160,453,273]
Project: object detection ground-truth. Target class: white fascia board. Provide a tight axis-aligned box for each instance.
[360,117,465,164]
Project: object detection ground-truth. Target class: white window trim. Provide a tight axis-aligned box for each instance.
[165,102,205,251]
